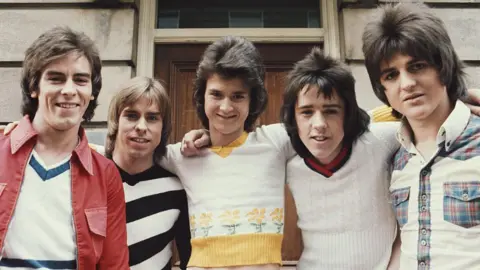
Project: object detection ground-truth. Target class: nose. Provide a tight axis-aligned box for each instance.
[135,117,147,133]
[311,112,327,130]
[61,79,77,96]
[219,98,233,113]
[399,71,416,92]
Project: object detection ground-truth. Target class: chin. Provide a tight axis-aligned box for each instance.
[213,124,240,135]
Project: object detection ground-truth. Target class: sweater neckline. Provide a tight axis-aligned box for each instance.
[210,131,248,158]
[116,163,176,186]
[303,145,352,178]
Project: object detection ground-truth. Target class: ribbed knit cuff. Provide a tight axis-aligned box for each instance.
[188,233,283,267]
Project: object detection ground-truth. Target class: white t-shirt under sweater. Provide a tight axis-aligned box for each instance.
[287,122,400,270]
[160,124,294,268]
[0,150,76,269]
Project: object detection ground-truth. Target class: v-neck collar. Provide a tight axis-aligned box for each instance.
[304,145,352,178]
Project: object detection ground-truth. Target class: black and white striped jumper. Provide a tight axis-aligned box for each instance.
[117,164,191,270]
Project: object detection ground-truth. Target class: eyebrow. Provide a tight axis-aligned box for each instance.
[297,104,342,110]
[123,109,161,115]
[380,58,426,75]
[44,70,91,78]
[208,88,247,94]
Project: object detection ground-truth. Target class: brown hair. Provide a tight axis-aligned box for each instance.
[105,76,172,161]
[362,3,466,118]
[281,47,369,158]
[193,36,267,131]
[21,26,102,121]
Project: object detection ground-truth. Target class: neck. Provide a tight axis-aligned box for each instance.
[112,148,154,175]
[32,117,80,155]
[209,126,244,147]
[407,99,454,144]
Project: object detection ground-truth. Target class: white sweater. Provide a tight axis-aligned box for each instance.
[160,124,294,268]
[287,122,400,270]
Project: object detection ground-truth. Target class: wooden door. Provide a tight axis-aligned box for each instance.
[154,43,320,265]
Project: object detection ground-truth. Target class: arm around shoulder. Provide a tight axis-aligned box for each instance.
[97,163,129,270]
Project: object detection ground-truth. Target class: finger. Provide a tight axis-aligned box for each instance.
[194,133,210,148]
[4,122,18,135]
[468,88,480,104]
[466,104,480,117]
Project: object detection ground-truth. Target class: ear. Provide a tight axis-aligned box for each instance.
[90,95,95,100]
[30,91,38,98]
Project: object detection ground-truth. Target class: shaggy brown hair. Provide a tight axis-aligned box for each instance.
[21,26,102,121]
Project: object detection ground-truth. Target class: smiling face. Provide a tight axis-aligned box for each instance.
[204,73,250,144]
[114,96,163,161]
[295,85,345,164]
[33,52,93,131]
[379,53,451,123]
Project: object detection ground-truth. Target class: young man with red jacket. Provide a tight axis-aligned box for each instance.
[0,27,129,269]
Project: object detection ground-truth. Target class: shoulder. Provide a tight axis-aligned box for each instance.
[364,122,400,150]
[90,150,119,179]
[89,143,105,156]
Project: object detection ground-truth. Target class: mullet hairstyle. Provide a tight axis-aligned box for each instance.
[362,3,467,118]
[281,47,370,159]
[105,76,172,161]
[193,36,267,131]
[21,26,102,121]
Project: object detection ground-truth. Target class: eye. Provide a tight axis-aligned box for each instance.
[409,62,428,72]
[232,94,246,100]
[209,91,222,98]
[124,113,138,120]
[75,77,90,85]
[323,109,338,115]
[300,110,313,116]
[382,71,398,81]
[48,77,63,84]
[146,115,160,121]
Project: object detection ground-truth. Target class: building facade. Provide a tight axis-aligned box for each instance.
[0,0,478,267]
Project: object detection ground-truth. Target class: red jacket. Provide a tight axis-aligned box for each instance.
[0,116,129,269]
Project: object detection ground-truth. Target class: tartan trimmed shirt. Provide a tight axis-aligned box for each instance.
[390,100,480,270]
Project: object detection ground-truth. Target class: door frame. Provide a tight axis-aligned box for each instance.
[135,0,341,77]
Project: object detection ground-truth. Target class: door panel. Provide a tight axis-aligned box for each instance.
[154,42,320,265]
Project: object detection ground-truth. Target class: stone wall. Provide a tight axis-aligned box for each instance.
[341,0,480,110]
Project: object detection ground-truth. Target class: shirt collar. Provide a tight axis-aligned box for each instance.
[396,100,471,152]
[11,116,94,175]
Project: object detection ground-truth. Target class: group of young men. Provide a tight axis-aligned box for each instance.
[0,2,479,270]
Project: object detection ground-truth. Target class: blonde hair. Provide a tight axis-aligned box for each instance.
[105,76,171,160]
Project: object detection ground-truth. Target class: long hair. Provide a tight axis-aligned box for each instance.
[362,3,466,117]
[281,47,370,158]
[105,77,172,161]
[193,36,267,131]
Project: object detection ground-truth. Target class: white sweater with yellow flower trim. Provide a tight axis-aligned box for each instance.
[160,124,294,268]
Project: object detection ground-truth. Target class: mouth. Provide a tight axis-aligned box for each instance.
[217,114,237,120]
[129,137,150,144]
[404,93,424,102]
[56,103,79,109]
[311,135,328,142]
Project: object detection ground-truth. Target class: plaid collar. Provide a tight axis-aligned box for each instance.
[396,100,471,153]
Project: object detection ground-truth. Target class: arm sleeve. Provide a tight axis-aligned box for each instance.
[369,105,400,123]
[98,164,129,269]
[158,143,181,175]
[257,123,296,160]
[369,122,401,156]
[174,190,192,270]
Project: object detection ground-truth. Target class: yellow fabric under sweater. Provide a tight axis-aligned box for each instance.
[371,105,399,122]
